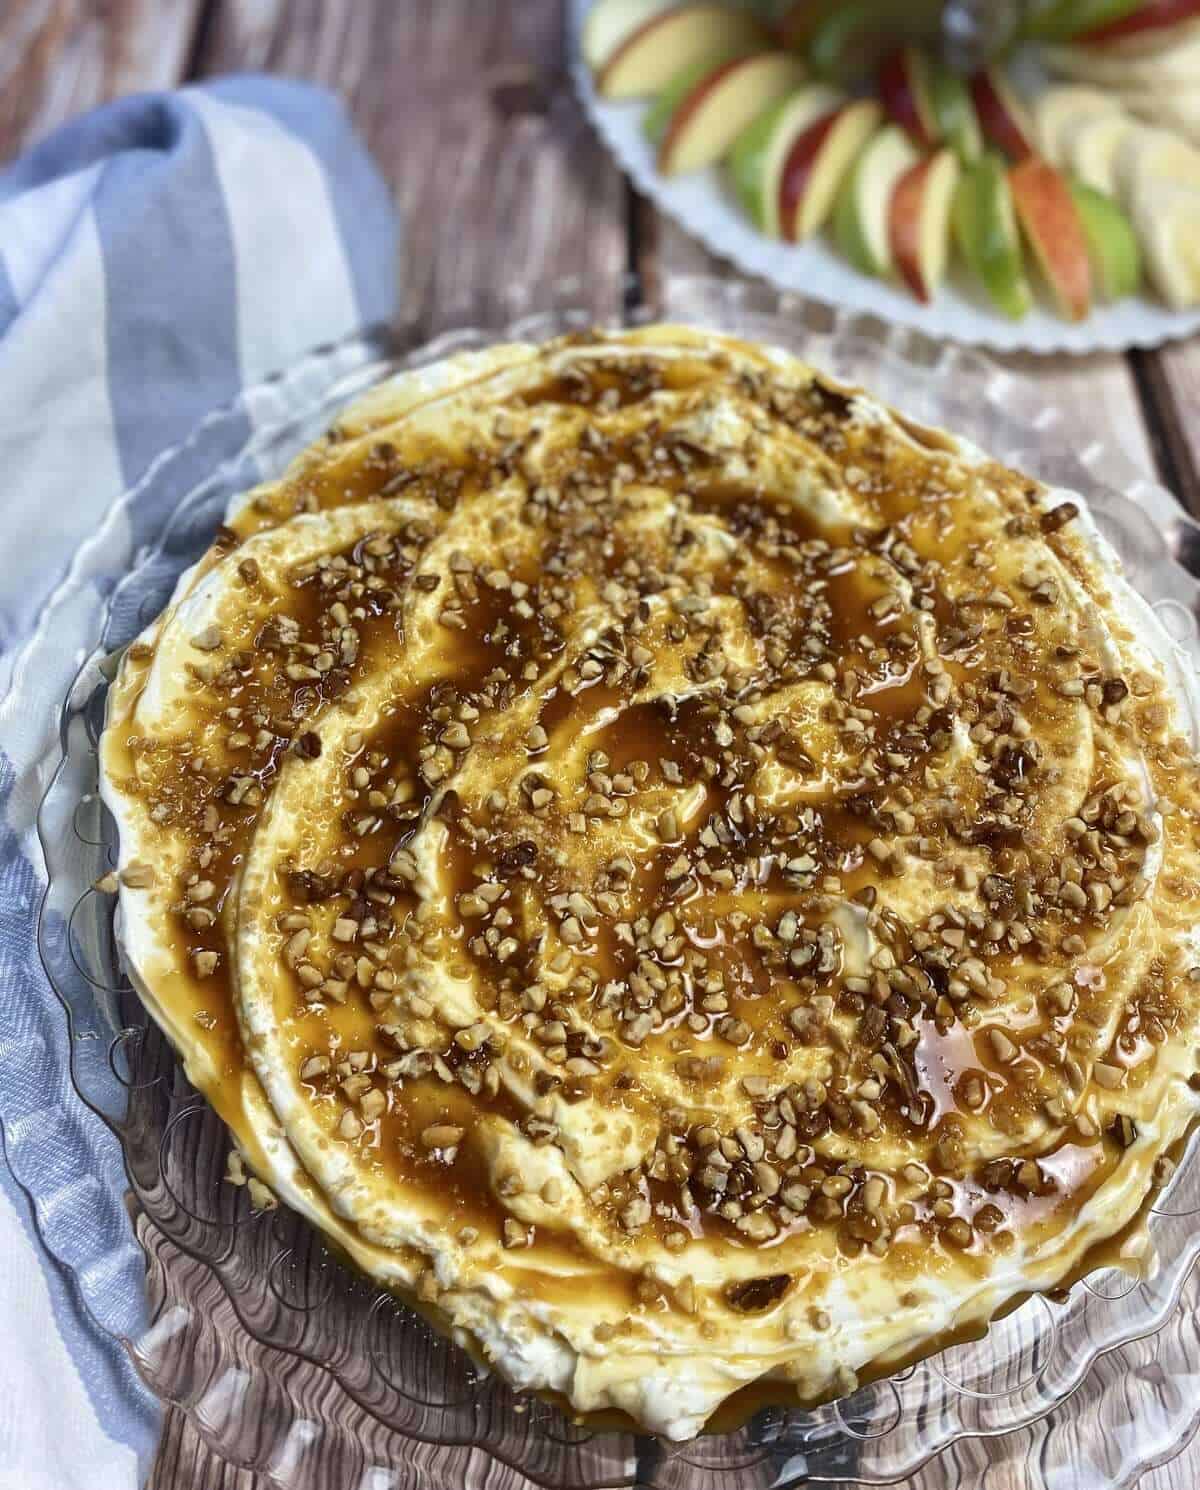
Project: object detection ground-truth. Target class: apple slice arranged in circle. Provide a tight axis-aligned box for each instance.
[777,98,881,240]
[970,68,1035,161]
[658,52,808,174]
[835,124,919,276]
[954,155,1033,319]
[878,46,937,149]
[1010,156,1093,320]
[598,2,767,99]
[889,148,961,302]
[584,0,678,71]
[729,84,843,236]
[1070,181,1142,301]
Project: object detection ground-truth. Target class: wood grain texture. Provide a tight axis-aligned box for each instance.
[0,0,205,158]
[1136,344,1200,508]
[197,0,628,321]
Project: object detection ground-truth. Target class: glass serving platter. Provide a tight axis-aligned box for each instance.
[30,275,1200,1489]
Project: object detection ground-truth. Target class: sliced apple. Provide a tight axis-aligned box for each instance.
[806,1,940,83]
[1042,30,1200,86]
[924,59,983,162]
[1079,0,1200,44]
[1010,157,1093,320]
[835,124,920,276]
[658,52,808,175]
[1132,181,1200,306]
[583,0,678,70]
[1062,109,1138,196]
[1069,181,1142,299]
[1033,85,1121,166]
[1114,125,1200,204]
[598,3,768,99]
[889,148,961,301]
[643,51,753,144]
[777,98,881,240]
[728,84,843,235]
[878,46,938,149]
[969,67,1036,160]
[1120,88,1200,147]
[954,155,1033,318]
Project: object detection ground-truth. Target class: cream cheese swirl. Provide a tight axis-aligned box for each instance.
[100,328,1200,1438]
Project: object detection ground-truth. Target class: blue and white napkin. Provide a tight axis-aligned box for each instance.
[0,78,398,1489]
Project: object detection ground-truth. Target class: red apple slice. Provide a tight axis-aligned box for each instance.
[1080,0,1200,43]
[778,99,881,240]
[878,46,937,149]
[598,3,768,99]
[969,68,1035,160]
[584,0,678,70]
[1009,157,1092,321]
[889,148,960,301]
[659,52,808,175]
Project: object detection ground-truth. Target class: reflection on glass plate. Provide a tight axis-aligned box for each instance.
[28,276,1200,1489]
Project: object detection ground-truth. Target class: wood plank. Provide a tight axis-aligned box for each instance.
[0,0,206,160]
[1135,342,1200,513]
[639,204,1161,486]
[198,0,628,323]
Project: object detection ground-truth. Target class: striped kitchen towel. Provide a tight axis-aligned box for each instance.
[0,78,398,1489]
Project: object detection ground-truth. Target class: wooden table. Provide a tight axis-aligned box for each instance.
[3,3,1198,1486]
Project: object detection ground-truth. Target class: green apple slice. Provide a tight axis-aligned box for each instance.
[658,52,809,175]
[925,58,983,161]
[1069,181,1142,299]
[953,154,1033,319]
[729,85,843,235]
[834,124,919,276]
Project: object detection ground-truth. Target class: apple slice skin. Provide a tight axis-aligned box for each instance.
[1079,0,1200,43]
[598,4,767,99]
[659,53,808,175]
[643,49,757,144]
[777,100,881,241]
[834,125,919,276]
[1009,157,1093,321]
[953,156,1033,319]
[878,47,937,149]
[925,60,983,161]
[889,149,960,302]
[970,69,1034,161]
[584,0,678,70]
[729,85,843,234]
[1069,181,1142,299]
[805,1,940,81]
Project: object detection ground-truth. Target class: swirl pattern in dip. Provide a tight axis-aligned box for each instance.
[99,327,1200,1438]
